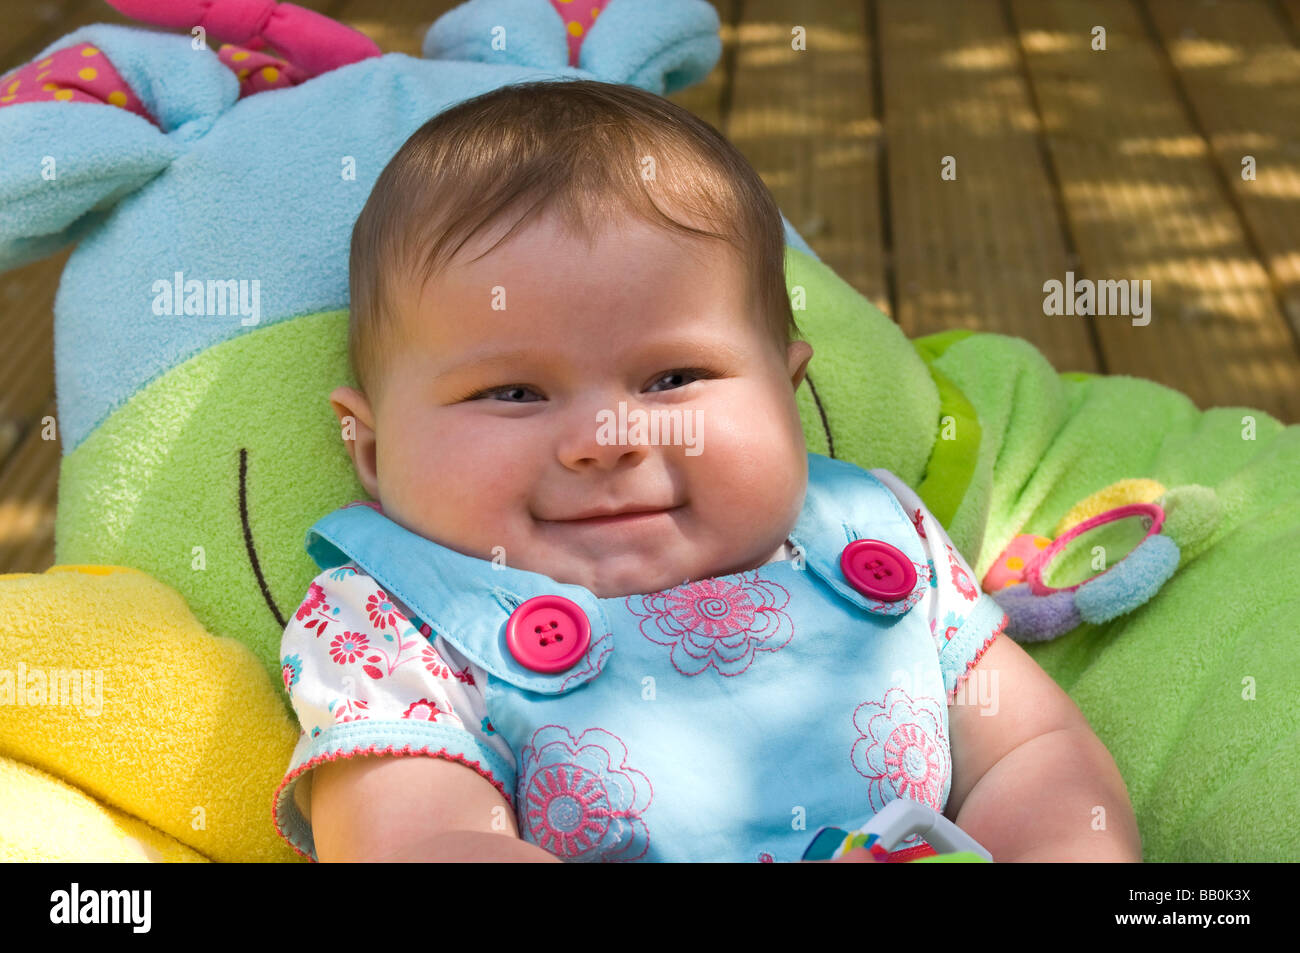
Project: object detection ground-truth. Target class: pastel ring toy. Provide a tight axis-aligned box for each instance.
[1025,502,1165,596]
[991,501,1182,642]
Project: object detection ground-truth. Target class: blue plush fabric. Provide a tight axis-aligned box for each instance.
[1075,533,1181,625]
[992,531,1182,639]
[423,0,723,95]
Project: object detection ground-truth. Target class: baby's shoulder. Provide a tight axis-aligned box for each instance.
[290,562,390,623]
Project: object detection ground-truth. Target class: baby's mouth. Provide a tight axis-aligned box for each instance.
[539,503,686,527]
[562,510,674,527]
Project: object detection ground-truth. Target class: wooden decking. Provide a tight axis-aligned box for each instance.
[2,0,1299,573]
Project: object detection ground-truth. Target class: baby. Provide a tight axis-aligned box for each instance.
[272,78,1141,863]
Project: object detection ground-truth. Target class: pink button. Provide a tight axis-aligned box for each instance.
[505,595,592,673]
[840,539,917,602]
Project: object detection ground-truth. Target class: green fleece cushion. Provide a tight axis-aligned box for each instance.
[913,330,1300,861]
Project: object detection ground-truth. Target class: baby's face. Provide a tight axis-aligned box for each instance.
[333,208,813,598]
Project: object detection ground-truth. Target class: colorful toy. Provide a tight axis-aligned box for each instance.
[981,479,1223,642]
[802,798,992,863]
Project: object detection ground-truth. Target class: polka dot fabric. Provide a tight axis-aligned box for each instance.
[0,43,153,124]
[980,532,1052,593]
[0,39,334,116]
[550,0,610,67]
[0,4,613,115]
[216,44,306,97]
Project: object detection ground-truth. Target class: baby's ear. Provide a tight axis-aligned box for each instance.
[0,23,238,271]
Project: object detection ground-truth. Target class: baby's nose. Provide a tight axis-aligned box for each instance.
[556,396,654,470]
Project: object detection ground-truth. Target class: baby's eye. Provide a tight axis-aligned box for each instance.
[464,384,542,403]
[646,368,712,392]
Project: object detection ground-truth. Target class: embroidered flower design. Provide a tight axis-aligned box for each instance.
[851,687,949,816]
[365,588,406,632]
[402,698,444,721]
[625,573,793,676]
[946,544,978,601]
[555,632,613,692]
[296,582,325,621]
[927,557,938,588]
[329,630,370,665]
[517,725,653,862]
[280,653,302,694]
[911,508,927,539]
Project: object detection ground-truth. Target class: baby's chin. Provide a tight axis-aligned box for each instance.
[404,521,681,596]
[525,550,696,599]
[523,539,783,599]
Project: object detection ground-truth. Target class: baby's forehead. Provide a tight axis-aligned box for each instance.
[389,208,771,351]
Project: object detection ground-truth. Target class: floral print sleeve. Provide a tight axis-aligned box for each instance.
[272,561,518,862]
[869,470,1009,702]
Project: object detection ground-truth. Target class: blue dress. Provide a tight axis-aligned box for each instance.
[273,452,1008,862]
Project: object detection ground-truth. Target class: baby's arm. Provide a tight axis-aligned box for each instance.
[944,634,1142,862]
[274,563,557,862]
[312,755,559,862]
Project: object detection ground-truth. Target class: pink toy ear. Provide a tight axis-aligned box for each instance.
[0,41,157,125]
[215,43,306,98]
[548,0,612,66]
[105,0,381,78]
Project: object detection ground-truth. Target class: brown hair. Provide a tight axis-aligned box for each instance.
[347,78,799,399]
